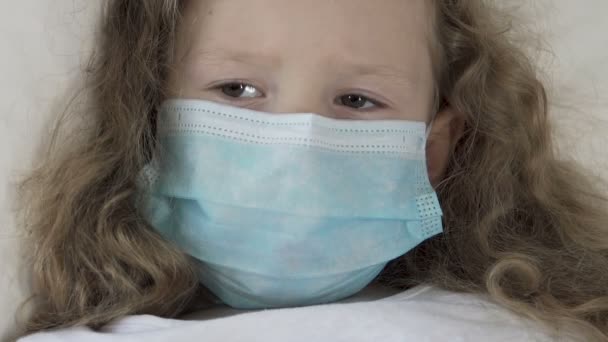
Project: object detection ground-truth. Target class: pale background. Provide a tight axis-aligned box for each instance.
[1,1,607,341]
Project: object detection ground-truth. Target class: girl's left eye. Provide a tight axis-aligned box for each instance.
[218,82,263,98]
[337,94,379,110]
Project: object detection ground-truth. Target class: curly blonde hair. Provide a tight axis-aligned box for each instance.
[18,0,608,341]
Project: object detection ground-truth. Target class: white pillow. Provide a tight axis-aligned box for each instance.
[1,1,606,340]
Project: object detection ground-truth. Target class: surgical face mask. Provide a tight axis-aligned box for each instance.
[136,99,443,309]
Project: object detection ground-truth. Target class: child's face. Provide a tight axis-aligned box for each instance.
[168,0,436,122]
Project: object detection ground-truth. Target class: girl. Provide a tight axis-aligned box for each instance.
[17,0,608,341]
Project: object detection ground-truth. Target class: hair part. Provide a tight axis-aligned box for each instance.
[18,0,608,341]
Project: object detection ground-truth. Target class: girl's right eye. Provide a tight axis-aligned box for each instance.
[217,82,264,99]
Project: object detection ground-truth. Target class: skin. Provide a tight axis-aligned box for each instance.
[167,0,464,185]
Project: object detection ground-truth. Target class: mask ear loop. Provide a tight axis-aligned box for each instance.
[425,93,446,143]
[424,89,449,143]
[423,110,437,147]
[425,118,435,142]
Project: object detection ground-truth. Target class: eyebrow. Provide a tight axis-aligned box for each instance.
[183,48,420,85]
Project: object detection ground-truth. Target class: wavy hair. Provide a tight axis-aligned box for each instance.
[18,0,608,341]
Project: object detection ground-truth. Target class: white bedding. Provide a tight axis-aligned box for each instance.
[1,1,607,341]
[17,285,564,342]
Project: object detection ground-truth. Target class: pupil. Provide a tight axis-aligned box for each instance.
[223,83,245,97]
[344,95,365,108]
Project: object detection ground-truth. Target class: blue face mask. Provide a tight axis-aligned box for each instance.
[136,99,443,309]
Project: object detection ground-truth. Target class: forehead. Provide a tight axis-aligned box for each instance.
[177,0,435,82]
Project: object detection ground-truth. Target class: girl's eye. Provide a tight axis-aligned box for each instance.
[219,82,263,98]
[338,94,378,110]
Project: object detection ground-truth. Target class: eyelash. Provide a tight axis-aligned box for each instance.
[213,81,384,110]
